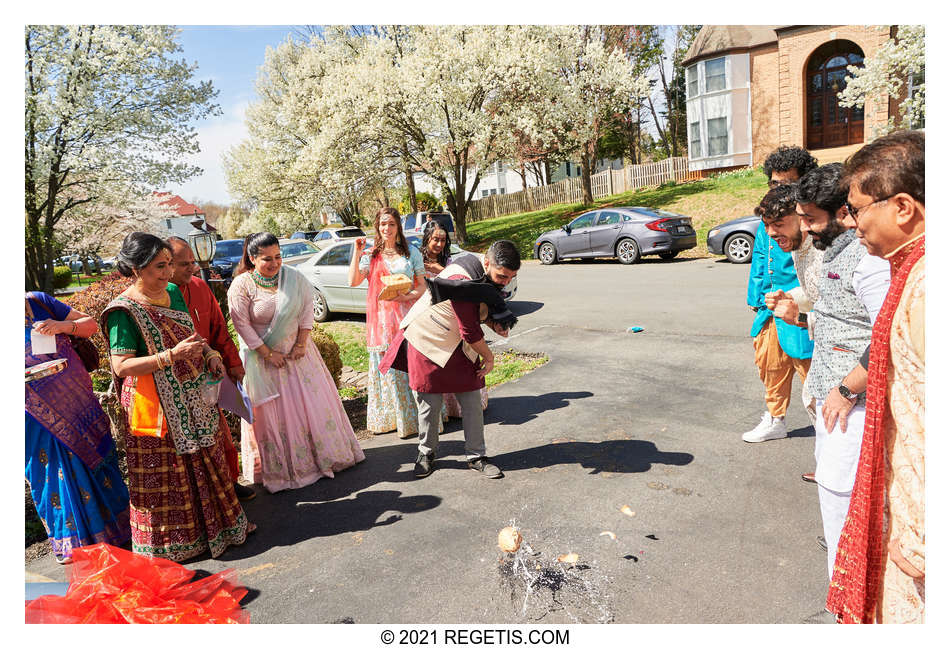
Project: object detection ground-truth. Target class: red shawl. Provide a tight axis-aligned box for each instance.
[827,235,925,623]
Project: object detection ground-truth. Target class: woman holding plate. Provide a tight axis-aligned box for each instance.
[348,207,427,438]
[26,292,131,564]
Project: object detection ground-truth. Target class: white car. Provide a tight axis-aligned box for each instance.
[297,238,517,322]
[310,226,366,250]
[278,238,321,266]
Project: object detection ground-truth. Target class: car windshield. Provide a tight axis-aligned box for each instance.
[214,240,244,258]
[335,228,364,238]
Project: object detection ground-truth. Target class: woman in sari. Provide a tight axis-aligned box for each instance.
[26,292,131,564]
[228,232,363,493]
[102,232,251,561]
[420,220,489,417]
[348,207,428,438]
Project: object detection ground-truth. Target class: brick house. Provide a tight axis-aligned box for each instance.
[683,25,904,173]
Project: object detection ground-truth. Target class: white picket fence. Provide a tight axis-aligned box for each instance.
[466,156,701,222]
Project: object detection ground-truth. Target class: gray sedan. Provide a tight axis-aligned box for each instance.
[533,207,696,265]
[705,215,759,264]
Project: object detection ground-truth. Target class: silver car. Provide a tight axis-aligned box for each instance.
[298,238,516,322]
[705,215,759,264]
[278,238,321,266]
[310,226,366,250]
[533,207,696,265]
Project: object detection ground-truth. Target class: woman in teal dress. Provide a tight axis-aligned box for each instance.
[25,291,131,564]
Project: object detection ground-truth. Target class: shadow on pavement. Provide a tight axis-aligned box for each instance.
[484,391,594,426]
[224,488,442,559]
[507,300,544,317]
[787,425,816,439]
[430,438,694,475]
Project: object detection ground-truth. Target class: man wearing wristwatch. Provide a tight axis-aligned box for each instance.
[766,164,890,586]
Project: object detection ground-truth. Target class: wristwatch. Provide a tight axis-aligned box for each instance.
[797,313,808,325]
[838,383,863,400]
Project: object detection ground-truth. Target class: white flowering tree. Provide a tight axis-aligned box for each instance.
[25,25,219,291]
[56,191,177,273]
[839,25,925,135]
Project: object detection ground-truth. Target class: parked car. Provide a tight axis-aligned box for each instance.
[298,237,516,322]
[100,256,115,271]
[533,207,696,265]
[57,254,106,273]
[706,215,759,264]
[290,230,320,241]
[278,238,321,266]
[210,238,246,280]
[402,211,456,243]
[311,226,366,249]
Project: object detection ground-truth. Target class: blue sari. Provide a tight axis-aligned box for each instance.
[25,292,130,561]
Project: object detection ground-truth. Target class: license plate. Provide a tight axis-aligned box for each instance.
[675,226,689,234]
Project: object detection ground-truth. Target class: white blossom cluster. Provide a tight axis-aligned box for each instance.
[838,25,925,136]
[225,25,649,234]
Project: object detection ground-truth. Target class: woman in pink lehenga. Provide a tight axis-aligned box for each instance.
[228,232,364,493]
[420,221,489,417]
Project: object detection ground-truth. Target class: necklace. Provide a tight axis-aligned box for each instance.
[131,287,170,307]
[252,269,279,288]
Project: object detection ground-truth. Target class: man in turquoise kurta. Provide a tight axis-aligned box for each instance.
[743,146,817,442]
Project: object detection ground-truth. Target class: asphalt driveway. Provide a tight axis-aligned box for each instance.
[26,257,828,623]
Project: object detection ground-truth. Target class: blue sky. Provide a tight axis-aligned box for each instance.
[166,25,301,205]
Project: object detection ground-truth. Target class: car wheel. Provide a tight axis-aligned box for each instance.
[616,238,640,265]
[312,290,330,322]
[538,242,558,265]
[724,233,754,264]
[659,250,678,261]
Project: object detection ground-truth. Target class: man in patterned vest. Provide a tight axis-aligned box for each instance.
[742,146,818,443]
[768,163,891,595]
[827,130,925,623]
[381,241,520,480]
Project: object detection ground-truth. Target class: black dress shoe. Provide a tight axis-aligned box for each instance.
[467,456,503,478]
[234,482,256,501]
[817,535,827,552]
[414,452,435,478]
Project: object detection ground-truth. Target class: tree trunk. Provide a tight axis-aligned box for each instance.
[580,149,594,205]
[519,161,528,193]
[403,146,417,214]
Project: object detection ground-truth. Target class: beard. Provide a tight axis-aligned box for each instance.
[810,218,847,250]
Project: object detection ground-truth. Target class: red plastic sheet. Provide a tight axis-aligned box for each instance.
[25,543,249,624]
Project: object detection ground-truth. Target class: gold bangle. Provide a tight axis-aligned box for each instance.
[156,352,165,369]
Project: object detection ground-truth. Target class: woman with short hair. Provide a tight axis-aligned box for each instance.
[102,231,251,561]
[228,232,363,493]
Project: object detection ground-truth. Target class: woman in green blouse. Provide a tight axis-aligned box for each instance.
[101,232,253,562]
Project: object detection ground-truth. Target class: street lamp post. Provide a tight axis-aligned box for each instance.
[187,216,217,283]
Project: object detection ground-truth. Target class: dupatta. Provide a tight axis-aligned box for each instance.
[25,298,114,470]
[365,253,414,351]
[827,235,924,623]
[239,265,311,406]
[100,295,218,456]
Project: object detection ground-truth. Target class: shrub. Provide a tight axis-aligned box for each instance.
[52,266,73,290]
[311,324,343,387]
[398,191,440,214]
[63,271,133,364]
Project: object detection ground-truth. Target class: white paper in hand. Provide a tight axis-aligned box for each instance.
[30,327,57,355]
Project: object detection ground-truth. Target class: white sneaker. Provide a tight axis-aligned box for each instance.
[742,411,788,442]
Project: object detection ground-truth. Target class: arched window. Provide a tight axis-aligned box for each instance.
[806,41,865,150]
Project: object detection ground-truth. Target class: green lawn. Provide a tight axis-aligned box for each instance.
[64,273,109,290]
[464,167,768,259]
[320,321,549,390]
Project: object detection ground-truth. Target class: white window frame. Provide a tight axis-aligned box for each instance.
[704,57,726,93]
[687,64,698,98]
[706,116,728,157]
[689,121,701,158]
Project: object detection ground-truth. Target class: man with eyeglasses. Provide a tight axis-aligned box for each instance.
[742,146,818,443]
[765,165,890,617]
[168,237,256,502]
[826,130,925,624]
